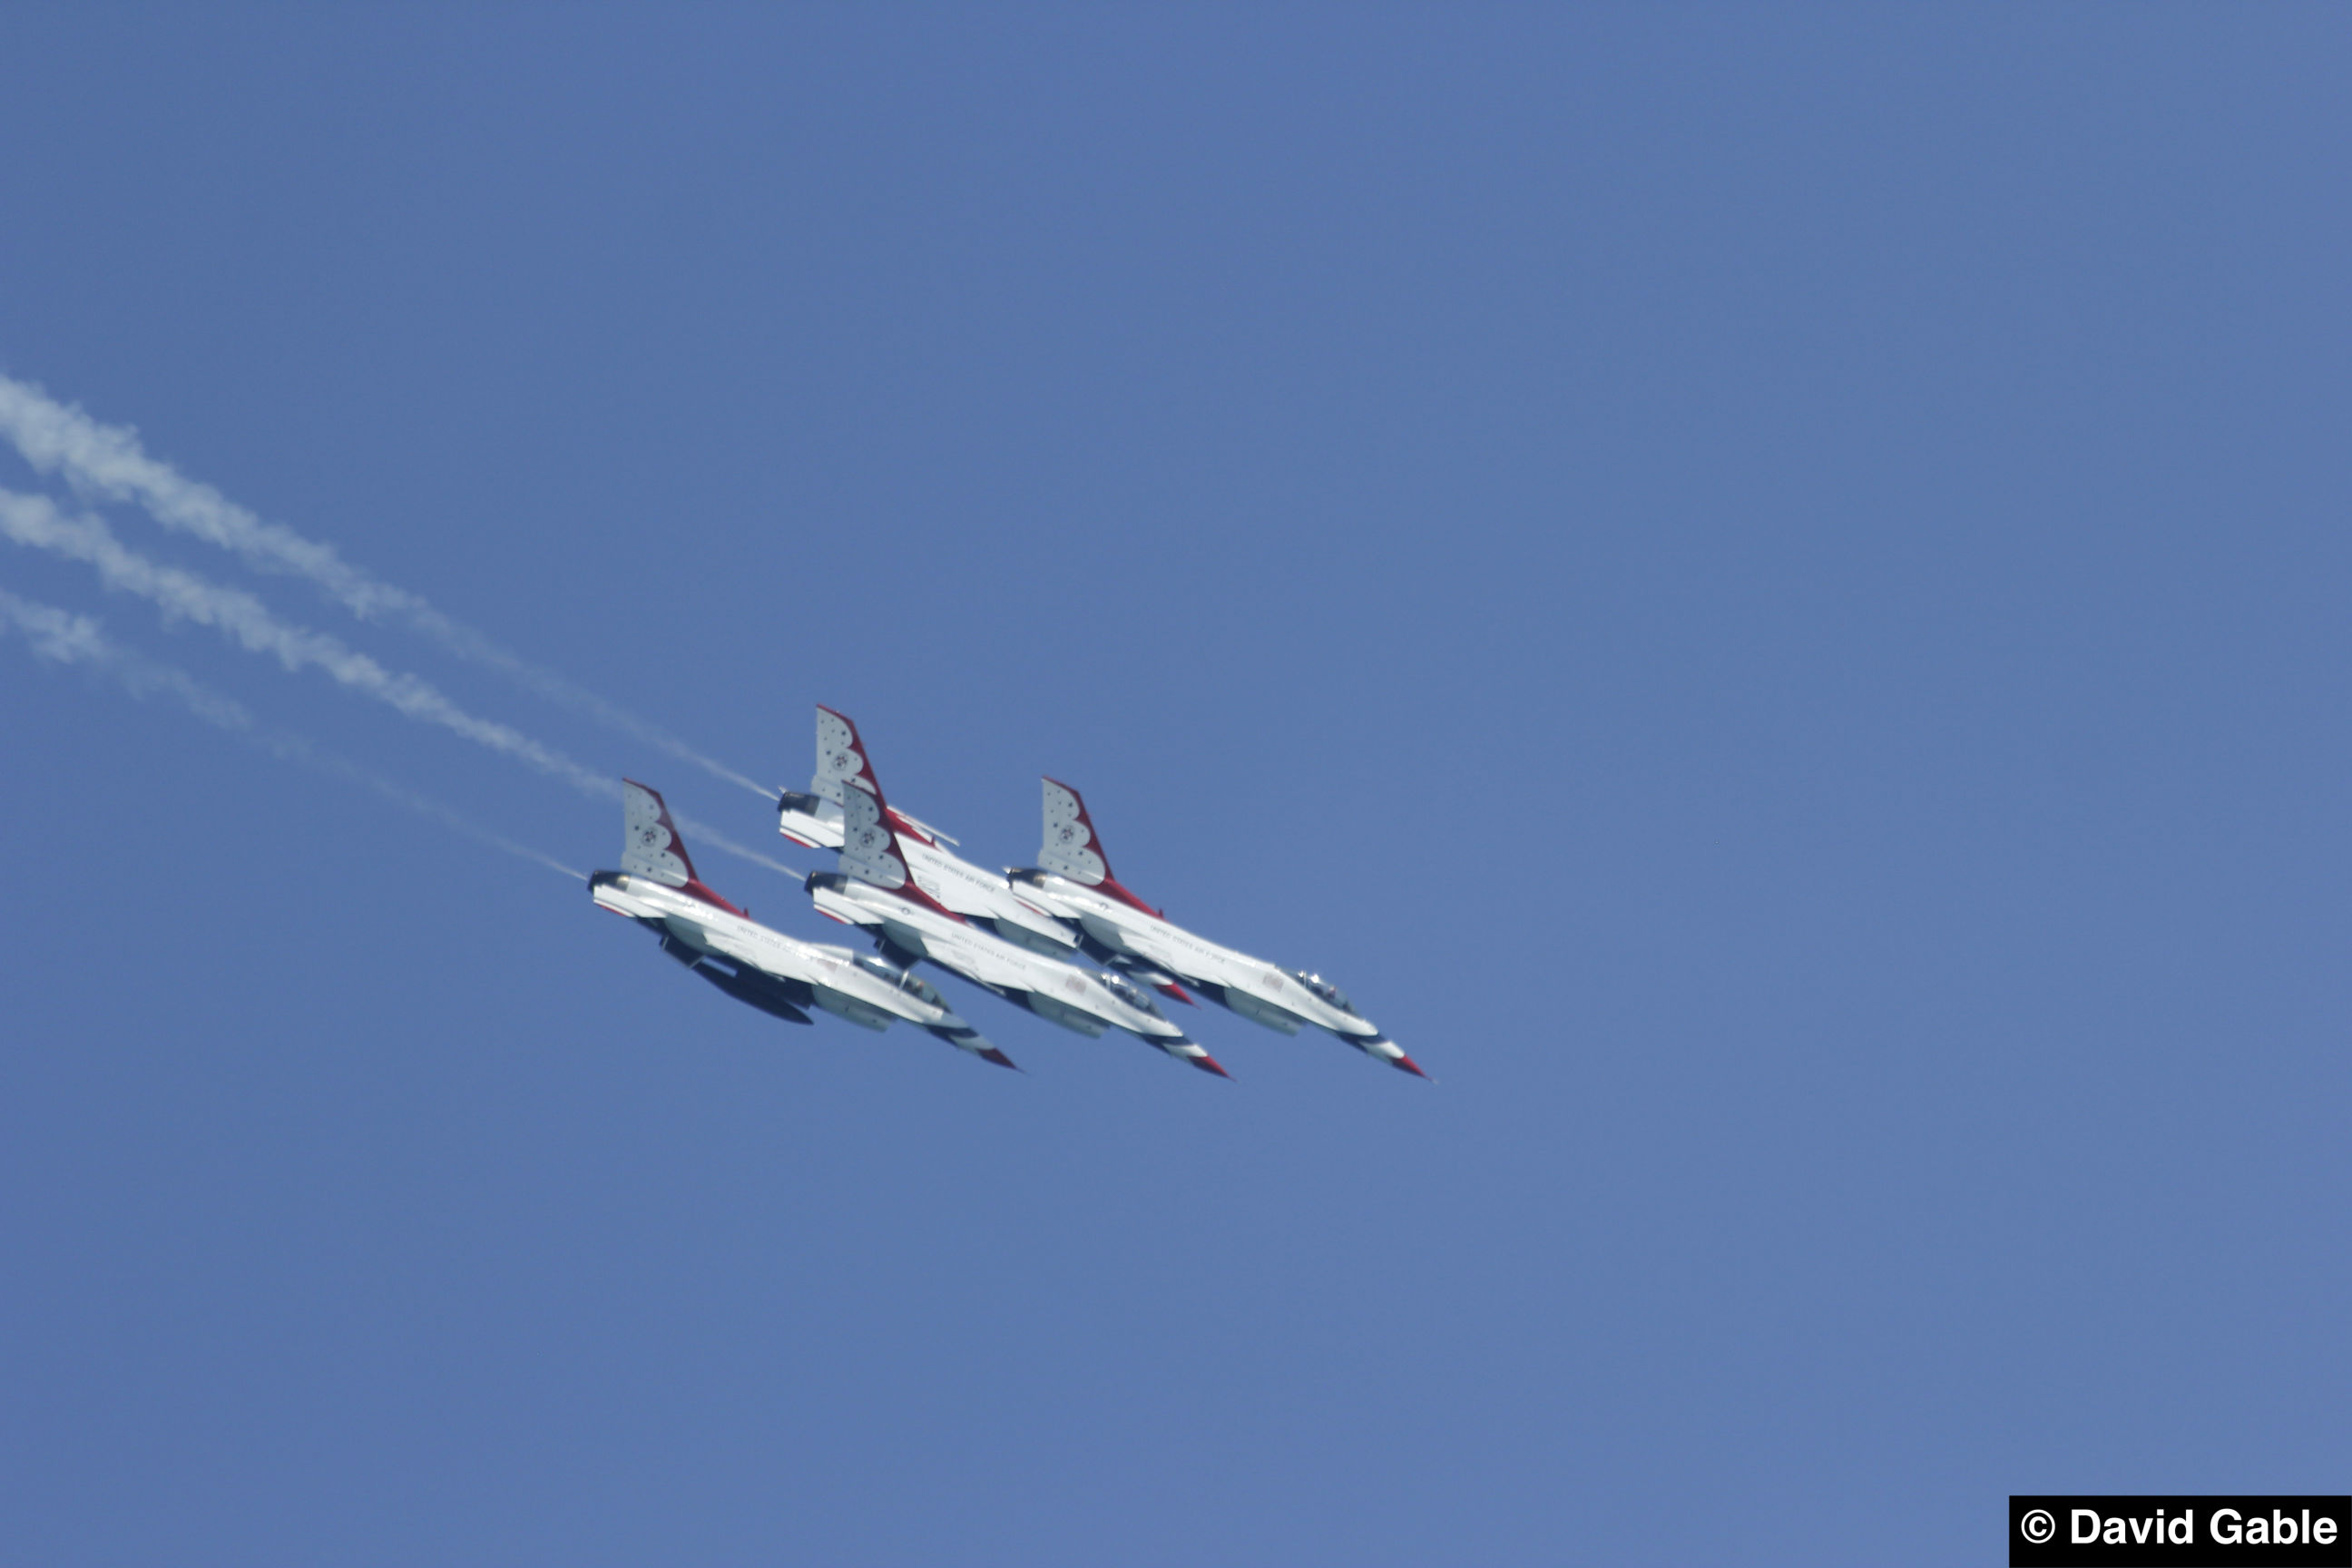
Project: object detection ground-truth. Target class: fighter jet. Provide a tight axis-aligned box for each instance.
[1005,779,1426,1078]
[779,706,1083,960]
[591,779,1014,1069]
[805,773,1230,1077]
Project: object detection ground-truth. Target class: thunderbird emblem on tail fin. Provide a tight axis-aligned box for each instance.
[838,780,910,892]
[813,705,879,804]
[593,779,1011,1068]
[1012,778,1419,1077]
[1040,777,1108,884]
[622,779,695,887]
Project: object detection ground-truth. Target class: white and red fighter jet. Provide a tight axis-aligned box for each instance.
[804,770,1230,1078]
[592,779,1014,1069]
[779,706,1079,958]
[1006,779,1426,1078]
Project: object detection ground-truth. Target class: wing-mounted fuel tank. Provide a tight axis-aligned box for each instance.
[808,984,895,1031]
[661,941,816,1025]
[1207,981,1307,1035]
[989,913,1082,957]
[1021,990,1112,1038]
[697,967,816,1025]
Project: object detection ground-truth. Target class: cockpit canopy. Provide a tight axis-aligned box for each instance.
[1095,969,1161,1017]
[1290,971,1356,1014]
[853,953,945,1006]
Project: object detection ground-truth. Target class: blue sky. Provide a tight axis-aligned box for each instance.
[2,6,2346,1563]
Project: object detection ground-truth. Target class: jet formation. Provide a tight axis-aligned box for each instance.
[590,706,1424,1081]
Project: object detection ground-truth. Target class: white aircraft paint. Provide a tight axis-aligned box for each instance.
[593,779,1013,1067]
[808,773,1229,1077]
[779,705,1078,956]
[1011,778,1426,1078]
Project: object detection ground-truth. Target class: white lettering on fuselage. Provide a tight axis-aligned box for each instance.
[613,877,954,1026]
[1044,881,1371,1038]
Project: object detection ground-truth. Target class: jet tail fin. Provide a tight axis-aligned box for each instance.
[838,773,959,921]
[813,705,882,805]
[622,779,746,917]
[1040,778,1161,917]
[1040,777,1110,883]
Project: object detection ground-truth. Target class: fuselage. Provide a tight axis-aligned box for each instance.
[592,869,996,1054]
[782,792,1077,957]
[806,870,1213,1062]
[1006,868,1409,1060]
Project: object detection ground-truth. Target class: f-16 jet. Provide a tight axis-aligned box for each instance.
[805,771,1230,1078]
[1006,779,1426,1078]
[591,779,1014,1068]
[779,706,1082,960]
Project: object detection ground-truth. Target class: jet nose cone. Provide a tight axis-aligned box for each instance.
[1187,1052,1232,1079]
[1390,1053,1431,1080]
[977,1047,1021,1072]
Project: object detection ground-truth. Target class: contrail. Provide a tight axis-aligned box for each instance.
[280,741,591,883]
[0,489,784,877]
[0,373,771,799]
[1,487,613,793]
[673,816,805,878]
[0,582,254,731]
[0,585,584,881]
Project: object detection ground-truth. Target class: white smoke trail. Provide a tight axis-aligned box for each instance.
[0,373,771,798]
[277,740,591,883]
[673,813,804,878]
[0,488,785,877]
[1,486,612,791]
[0,583,254,730]
[0,585,584,881]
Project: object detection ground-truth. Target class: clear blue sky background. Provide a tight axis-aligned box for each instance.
[2,7,2346,1563]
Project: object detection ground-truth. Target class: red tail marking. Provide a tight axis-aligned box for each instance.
[817,704,882,797]
[1043,776,1111,873]
[681,878,749,919]
[1097,876,1163,920]
[1043,776,1164,918]
[882,805,936,848]
[624,778,748,918]
[840,758,965,925]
